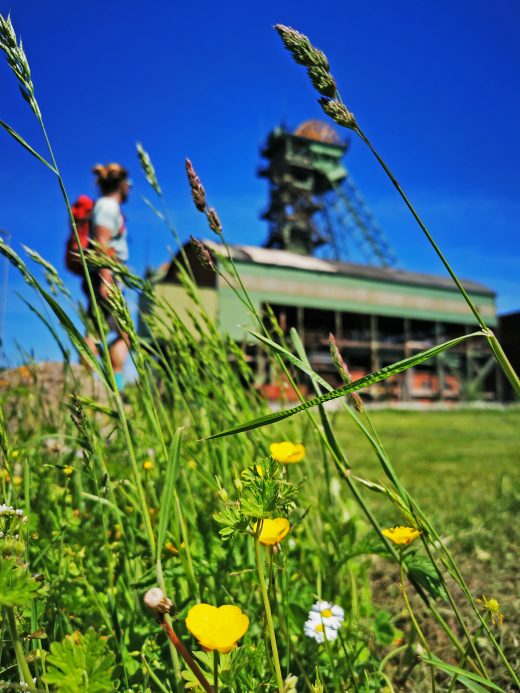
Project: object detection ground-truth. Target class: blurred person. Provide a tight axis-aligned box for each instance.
[83,163,131,390]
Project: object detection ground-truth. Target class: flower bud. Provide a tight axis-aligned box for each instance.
[144,587,174,616]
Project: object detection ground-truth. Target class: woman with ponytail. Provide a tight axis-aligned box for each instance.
[84,162,132,390]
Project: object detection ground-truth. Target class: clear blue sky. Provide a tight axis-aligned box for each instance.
[1,0,519,364]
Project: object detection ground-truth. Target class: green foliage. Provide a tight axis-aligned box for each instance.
[43,629,117,692]
[405,553,448,601]
[214,456,298,541]
[0,557,42,608]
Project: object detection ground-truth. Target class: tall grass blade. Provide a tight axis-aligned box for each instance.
[420,654,507,692]
[157,427,183,557]
[0,120,57,173]
[204,331,486,439]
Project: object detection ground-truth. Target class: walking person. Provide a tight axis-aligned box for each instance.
[83,162,132,390]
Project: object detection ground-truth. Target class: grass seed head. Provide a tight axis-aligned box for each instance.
[185,158,207,212]
[307,65,337,98]
[0,13,40,118]
[319,98,357,130]
[274,25,329,71]
[207,207,223,235]
[329,333,364,411]
[136,142,162,195]
[190,236,215,270]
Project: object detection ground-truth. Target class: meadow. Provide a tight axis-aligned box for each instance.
[1,13,519,693]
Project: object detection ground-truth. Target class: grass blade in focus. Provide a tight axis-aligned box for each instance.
[204,331,486,440]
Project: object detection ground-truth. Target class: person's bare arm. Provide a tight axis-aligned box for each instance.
[95,225,115,299]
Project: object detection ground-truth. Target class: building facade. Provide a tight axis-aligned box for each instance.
[144,240,500,403]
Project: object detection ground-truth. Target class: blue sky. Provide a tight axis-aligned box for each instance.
[1,0,519,365]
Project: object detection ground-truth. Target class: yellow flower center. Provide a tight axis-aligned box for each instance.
[321,609,333,618]
[315,624,324,632]
[486,598,500,613]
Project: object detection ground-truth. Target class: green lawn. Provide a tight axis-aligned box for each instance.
[334,408,519,530]
[331,407,519,661]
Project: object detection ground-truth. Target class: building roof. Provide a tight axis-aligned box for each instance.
[202,240,495,297]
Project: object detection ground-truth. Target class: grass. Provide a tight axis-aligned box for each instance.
[335,409,519,529]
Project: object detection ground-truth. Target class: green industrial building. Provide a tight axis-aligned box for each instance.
[146,239,498,402]
[142,121,501,402]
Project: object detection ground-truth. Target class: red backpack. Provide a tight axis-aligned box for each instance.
[65,195,94,274]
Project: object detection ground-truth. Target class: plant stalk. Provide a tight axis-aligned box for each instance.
[254,530,284,693]
[5,607,36,691]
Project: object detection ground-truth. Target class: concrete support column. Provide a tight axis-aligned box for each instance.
[403,317,412,402]
[435,322,445,400]
[370,315,380,399]
[296,306,305,341]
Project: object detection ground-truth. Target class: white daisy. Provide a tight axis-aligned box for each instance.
[309,600,345,630]
[304,618,339,643]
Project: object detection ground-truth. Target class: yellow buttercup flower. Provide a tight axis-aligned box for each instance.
[63,465,73,476]
[382,526,420,546]
[477,595,504,626]
[186,603,249,653]
[256,518,291,546]
[269,442,305,464]
[143,459,153,471]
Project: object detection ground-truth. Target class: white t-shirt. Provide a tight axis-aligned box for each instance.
[91,197,129,262]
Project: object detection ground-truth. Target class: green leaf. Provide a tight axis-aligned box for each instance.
[405,554,448,601]
[421,653,508,692]
[204,331,485,440]
[0,558,42,608]
[157,427,183,556]
[0,119,57,173]
[43,628,116,692]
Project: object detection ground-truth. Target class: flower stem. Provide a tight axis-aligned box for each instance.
[254,530,284,693]
[160,620,214,693]
[5,607,36,691]
[399,562,435,692]
[213,650,219,693]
